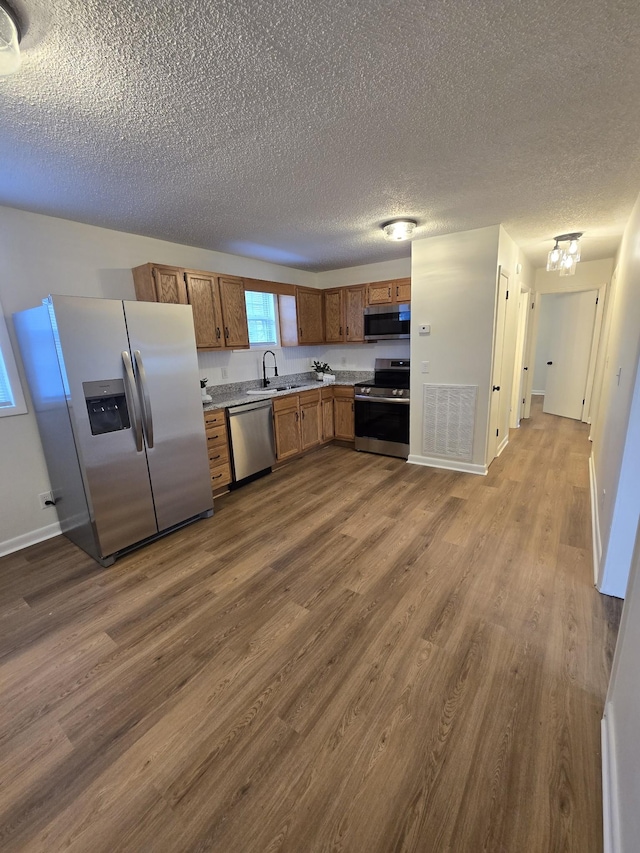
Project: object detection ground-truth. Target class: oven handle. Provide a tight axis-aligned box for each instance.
[355,395,410,405]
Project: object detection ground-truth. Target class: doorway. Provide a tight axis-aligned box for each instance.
[532,289,604,422]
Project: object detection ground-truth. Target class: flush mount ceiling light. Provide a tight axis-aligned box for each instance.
[546,232,584,276]
[381,219,418,241]
[0,0,21,77]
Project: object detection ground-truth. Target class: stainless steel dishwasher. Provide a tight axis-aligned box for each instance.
[227,398,276,484]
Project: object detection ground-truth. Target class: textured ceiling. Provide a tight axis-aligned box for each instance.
[2,0,640,271]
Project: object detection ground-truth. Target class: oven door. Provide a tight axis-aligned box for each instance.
[354,397,410,459]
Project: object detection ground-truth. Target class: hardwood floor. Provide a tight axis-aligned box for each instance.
[0,398,622,852]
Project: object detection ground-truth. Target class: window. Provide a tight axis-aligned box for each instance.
[0,298,27,417]
[245,291,278,347]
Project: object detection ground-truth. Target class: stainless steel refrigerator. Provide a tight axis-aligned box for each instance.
[14,295,213,566]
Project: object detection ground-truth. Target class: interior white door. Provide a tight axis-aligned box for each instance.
[510,288,530,428]
[543,290,599,420]
[488,268,509,461]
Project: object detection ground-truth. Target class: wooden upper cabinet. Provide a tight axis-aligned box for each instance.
[185,272,224,349]
[345,285,366,342]
[367,280,394,306]
[394,278,411,303]
[367,278,411,306]
[132,264,188,304]
[296,287,324,344]
[218,276,250,349]
[324,289,344,343]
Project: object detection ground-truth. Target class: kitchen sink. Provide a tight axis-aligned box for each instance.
[245,384,304,396]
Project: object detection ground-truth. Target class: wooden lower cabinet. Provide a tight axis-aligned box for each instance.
[321,387,334,442]
[299,390,321,450]
[333,386,355,440]
[203,409,232,493]
[273,386,353,462]
[272,395,301,461]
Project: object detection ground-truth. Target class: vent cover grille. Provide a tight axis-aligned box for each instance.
[422,384,477,461]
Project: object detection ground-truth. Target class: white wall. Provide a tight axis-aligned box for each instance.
[591,192,640,598]
[316,257,411,289]
[602,521,640,853]
[409,225,501,473]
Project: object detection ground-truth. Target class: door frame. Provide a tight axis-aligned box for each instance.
[510,283,533,429]
[522,282,607,423]
[486,266,510,463]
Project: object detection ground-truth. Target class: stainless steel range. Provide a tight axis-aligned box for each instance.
[354,358,410,459]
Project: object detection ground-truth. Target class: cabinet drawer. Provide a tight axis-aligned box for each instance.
[204,409,226,428]
[273,393,299,413]
[208,443,230,466]
[299,388,321,405]
[209,461,232,488]
[205,424,228,447]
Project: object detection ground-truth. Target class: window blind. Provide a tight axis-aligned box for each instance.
[244,291,278,346]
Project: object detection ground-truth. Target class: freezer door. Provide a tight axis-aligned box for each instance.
[123,301,212,531]
[47,296,158,556]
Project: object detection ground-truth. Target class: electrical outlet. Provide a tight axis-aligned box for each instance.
[221,367,228,381]
[39,491,54,509]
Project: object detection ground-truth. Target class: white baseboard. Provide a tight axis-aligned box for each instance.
[0,521,62,559]
[496,434,509,457]
[589,455,602,587]
[407,454,488,476]
[602,712,620,853]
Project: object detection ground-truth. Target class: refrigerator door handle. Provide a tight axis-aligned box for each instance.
[133,349,154,449]
[122,350,144,452]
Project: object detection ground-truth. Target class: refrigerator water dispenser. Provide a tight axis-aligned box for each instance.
[83,379,131,435]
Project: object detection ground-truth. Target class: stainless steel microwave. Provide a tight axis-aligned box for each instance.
[364,304,411,341]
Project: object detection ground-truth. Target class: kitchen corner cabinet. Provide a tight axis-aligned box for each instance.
[132,263,249,350]
[366,278,411,306]
[204,409,232,494]
[333,386,355,440]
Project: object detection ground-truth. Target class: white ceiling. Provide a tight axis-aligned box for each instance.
[3,0,640,272]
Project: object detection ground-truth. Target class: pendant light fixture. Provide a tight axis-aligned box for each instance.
[381,219,418,241]
[0,0,21,76]
[546,232,583,276]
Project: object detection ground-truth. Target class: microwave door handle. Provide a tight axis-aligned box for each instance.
[122,351,143,452]
[133,350,154,449]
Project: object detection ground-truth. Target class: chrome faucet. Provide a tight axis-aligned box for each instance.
[262,350,279,387]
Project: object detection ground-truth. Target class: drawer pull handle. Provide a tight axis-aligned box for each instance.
[212,473,222,480]
[210,454,221,461]
[207,434,220,440]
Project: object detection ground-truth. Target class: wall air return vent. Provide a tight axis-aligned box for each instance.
[422,384,477,462]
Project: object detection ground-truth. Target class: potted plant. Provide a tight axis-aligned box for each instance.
[312,361,332,381]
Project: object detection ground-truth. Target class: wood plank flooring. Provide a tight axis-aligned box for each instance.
[0,398,622,852]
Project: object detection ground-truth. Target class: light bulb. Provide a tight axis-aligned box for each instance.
[568,238,581,261]
[0,2,21,77]
[559,253,577,276]
[547,243,561,272]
